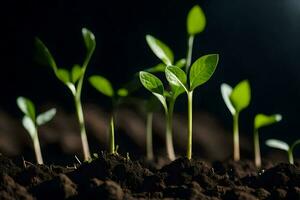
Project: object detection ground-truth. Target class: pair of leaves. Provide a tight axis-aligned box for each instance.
[221,80,251,115]
[89,75,128,98]
[254,114,282,130]
[187,5,206,35]
[17,97,56,139]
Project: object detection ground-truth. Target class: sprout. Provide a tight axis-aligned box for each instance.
[266,139,300,164]
[254,114,282,168]
[17,97,56,164]
[89,75,128,154]
[35,28,96,161]
[221,80,251,161]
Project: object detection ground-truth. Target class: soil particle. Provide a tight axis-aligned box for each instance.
[85,180,124,200]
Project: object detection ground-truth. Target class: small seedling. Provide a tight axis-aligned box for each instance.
[266,139,300,164]
[89,75,128,154]
[253,113,282,167]
[35,28,96,161]
[221,80,251,161]
[17,96,56,164]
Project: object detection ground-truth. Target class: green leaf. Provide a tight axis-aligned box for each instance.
[189,54,219,90]
[56,68,70,84]
[230,80,251,112]
[17,97,36,120]
[89,75,114,97]
[165,66,187,92]
[266,139,289,151]
[117,88,128,97]
[82,28,96,55]
[146,35,174,66]
[145,63,166,73]
[71,64,83,83]
[35,38,58,72]
[220,83,236,115]
[254,114,282,130]
[36,108,57,126]
[175,59,187,69]
[22,116,37,139]
[187,5,206,35]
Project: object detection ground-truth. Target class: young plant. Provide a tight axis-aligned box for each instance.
[254,113,282,168]
[139,71,185,161]
[221,80,251,161]
[266,139,300,164]
[17,97,56,164]
[89,75,128,154]
[35,28,96,161]
[165,54,219,160]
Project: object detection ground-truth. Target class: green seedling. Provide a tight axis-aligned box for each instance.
[254,114,282,168]
[89,75,128,154]
[17,97,56,164]
[139,71,185,161]
[266,139,300,164]
[35,28,96,161]
[165,54,219,160]
[221,80,251,161]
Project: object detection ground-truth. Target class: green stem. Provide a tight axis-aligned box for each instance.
[254,129,261,168]
[288,149,294,164]
[165,99,176,161]
[146,112,154,160]
[74,96,91,160]
[187,91,193,160]
[186,35,194,73]
[109,115,115,154]
[33,128,44,165]
[233,112,240,161]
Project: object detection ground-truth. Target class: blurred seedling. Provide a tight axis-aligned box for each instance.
[17,96,56,164]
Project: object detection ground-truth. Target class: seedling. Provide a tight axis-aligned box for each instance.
[89,75,128,154]
[254,114,282,167]
[221,80,251,161]
[17,96,56,164]
[35,28,96,161]
[266,139,300,164]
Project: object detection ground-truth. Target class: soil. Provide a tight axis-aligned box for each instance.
[0,153,299,200]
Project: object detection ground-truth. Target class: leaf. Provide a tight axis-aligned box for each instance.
[17,97,36,120]
[187,5,206,35]
[230,80,251,112]
[117,88,128,97]
[189,54,219,90]
[89,75,114,97]
[175,59,187,69]
[82,28,96,55]
[36,108,57,126]
[146,35,174,66]
[266,139,289,151]
[22,116,37,139]
[35,38,58,72]
[145,63,166,73]
[165,66,187,92]
[254,114,282,130]
[56,68,70,84]
[71,64,83,83]
[220,83,236,115]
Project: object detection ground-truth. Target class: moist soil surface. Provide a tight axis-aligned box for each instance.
[0,153,299,200]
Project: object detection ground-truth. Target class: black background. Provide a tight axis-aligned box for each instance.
[1,0,300,151]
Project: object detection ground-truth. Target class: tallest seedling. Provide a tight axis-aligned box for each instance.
[35,28,96,160]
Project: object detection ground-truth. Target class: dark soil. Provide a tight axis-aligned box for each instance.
[0,153,299,200]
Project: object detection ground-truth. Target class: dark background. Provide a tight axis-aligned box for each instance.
[1,0,300,160]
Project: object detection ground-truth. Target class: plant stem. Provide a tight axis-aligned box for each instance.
[109,115,115,154]
[254,129,261,168]
[186,35,194,73]
[33,129,43,164]
[187,91,193,160]
[146,112,154,160]
[288,149,294,164]
[233,112,240,161]
[165,99,176,161]
[74,96,91,161]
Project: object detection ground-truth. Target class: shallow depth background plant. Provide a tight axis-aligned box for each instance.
[266,139,300,164]
[17,97,56,164]
[35,28,96,161]
[221,80,251,161]
[89,75,128,154]
[254,113,282,167]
